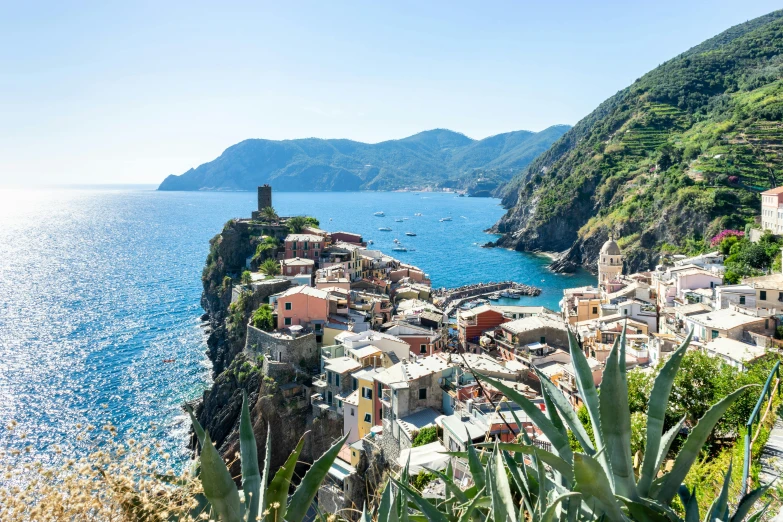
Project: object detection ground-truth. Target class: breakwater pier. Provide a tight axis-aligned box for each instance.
[433,281,542,316]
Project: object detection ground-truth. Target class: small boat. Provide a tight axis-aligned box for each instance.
[393,238,400,243]
[368,240,374,245]
[395,219,404,222]
[414,213,423,216]
[402,217,409,220]
[488,293,502,300]
[405,232,416,237]
[163,359,176,363]
[374,211,385,217]
[379,227,392,231]
[440,217,452,222]
[392,246,408,252]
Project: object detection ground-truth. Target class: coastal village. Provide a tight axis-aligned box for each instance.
[223,185,783,516]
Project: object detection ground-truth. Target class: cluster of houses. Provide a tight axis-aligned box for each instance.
[233,186,783,516]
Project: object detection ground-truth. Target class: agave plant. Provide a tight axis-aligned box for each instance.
[187,392,348,522]
[374,330,771,521]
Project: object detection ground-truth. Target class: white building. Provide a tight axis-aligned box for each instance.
[761,187,783,234]
[598,239,623,287]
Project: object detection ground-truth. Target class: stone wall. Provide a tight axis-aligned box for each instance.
[245,325,319,373]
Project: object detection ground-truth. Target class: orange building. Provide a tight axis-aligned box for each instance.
[275,285,329,330]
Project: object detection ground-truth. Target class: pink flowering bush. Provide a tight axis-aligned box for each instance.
[710,229,744,247]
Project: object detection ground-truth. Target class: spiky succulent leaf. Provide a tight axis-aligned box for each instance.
[573,452,625,521]
[730,483,772,522]
[457,488,486,522]
[186,403,206,449]
[264,433,306,521]
[378,480,398,522]
[535,367,595,455]
[489,445,516,522]
[199,432,243,522]
[466,438,486,492]
[392,478,450,522]
[638,331,692,496]
[654,385,754,504]
[239,392,261,521]
[542,493,581,522]
[285,433,349,522]
[475,373,572,463]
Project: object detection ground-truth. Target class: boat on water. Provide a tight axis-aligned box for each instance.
[395,218,404,222]
[368,240,374,245]
[374,211,385,216]
[393,238,400,243]
[501,290,522,298]
[392,246,407,252]
[414,213,423,216]
[402,217,409,220]
[405,232,416,236]
[440,217,452,222]
[378,227,392,231]
[488,292,502,300]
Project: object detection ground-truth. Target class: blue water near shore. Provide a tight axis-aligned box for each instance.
[0,187,594,472]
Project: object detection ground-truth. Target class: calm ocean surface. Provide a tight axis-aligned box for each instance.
[0,187,594,471]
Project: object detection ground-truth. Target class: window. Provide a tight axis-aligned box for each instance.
[779,292,783,302]
[327,372,332,384]
[285,302,292,310]
[314,323,322,332]
[623,309,628,316]
[352,378,358,391]
[740,296,746,305]
[314,251,319,257]
[377,382,382,395]
[327,391,332,405]
[418,388,427,400]
[304,242,308,250]
[284,317,292,326]
[362,387,372,400]
[711,330,719,339]
[761,290,767,300]
[303,252,308,258]
[540,336,546,344]
[363,413,372,423]
[592,306,598,315]
[350,408,354,416]
[420,344,427,354]
[337,400,342,409]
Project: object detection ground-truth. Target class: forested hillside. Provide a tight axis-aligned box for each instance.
[493,10,783,273]
[158,126,569,192]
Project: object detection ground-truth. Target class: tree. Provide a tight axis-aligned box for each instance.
[286,216,319,233]
[251,304,274,331]
[240,270,252,286]
[259,206,278,222]
[253,236,280,263]
[260,258,281,276]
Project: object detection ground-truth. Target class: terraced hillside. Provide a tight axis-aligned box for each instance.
[494,10,783,273]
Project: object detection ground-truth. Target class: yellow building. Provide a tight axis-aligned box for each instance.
[351,366,384,440]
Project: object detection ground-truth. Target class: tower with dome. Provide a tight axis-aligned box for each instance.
[598,236,623,287]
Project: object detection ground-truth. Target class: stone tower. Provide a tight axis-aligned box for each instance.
[258,184,272,211]
[598,237,623,287]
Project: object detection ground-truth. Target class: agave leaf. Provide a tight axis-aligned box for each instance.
[744,500,772,522]
[424,466,469,504]
[200,432,243,522]
[489,445,517,522]
[239,392,261,522]
[573,452,625,521]
[392,478,450,522]
[542,492,581,522]
[466,438,486,492]
[616,496,675,522]
[599,330,636,499]
[477,442,573,482]
[638,331,692,496]
[706,458,733,522]
[653,417,686,478]
[457,488,486,522]
[654,385,754,504]
[503,450,535,515]
[285,433,349,522]
[264,433,307,521]
[535,367,595,455]
[729,482,772,522]
[378,480,398,522]
[536,447,548,517]
[254,427,271,522]
[566,331,610,472]
[475,372,572,463]
[186,403,206,449]
[361,503,372,522]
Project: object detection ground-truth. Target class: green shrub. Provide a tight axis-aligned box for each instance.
[411,426,438,447]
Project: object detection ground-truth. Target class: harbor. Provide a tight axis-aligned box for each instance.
[433,281,542,316]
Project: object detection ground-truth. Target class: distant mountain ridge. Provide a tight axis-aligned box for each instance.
[157,125,570,192]
[493,9,783,273]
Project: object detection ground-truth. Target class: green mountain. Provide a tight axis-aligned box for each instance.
[157,126,569,192]
[493,10,783,272]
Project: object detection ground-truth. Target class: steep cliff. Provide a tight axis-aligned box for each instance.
[493,10,783,273]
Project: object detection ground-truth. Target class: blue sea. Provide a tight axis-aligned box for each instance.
[0,187,594,471]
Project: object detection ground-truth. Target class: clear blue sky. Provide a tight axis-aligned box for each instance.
[0,1,780,185]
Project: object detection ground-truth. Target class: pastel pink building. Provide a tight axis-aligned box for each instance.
[284,234,326,260]
[276,286,329,330]
[280,257,314,276]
